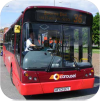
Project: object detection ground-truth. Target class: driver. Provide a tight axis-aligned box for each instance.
[24,30,40,54]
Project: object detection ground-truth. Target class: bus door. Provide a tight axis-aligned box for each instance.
[62,26,85,77]
[63,26,90,63]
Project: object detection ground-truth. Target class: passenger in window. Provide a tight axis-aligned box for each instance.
[42,40,50,51]
[50,39,56,50]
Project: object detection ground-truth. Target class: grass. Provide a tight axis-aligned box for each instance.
[70,47,100,54]
[74,48,88,53]
[92,46,100,53]
[92,48,100,54]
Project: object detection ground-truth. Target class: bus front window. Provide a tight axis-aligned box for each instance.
[22,23,63,69]
[22,23,92,70]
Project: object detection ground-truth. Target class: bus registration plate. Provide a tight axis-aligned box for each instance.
[54,87,71,92]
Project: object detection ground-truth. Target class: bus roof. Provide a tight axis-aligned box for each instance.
[4,6,92,35]
[23,6,92,15]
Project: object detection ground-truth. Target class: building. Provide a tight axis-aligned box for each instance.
[0,30,3,44]
[4,27,9,33]
[0,27,9,48]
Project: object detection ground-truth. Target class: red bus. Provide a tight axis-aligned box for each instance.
[3,6,94,95]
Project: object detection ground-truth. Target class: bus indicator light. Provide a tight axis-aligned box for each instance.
[24,72,29,77]
[91,70,94,72]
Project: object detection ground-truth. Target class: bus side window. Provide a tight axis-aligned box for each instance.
[22,23,29,53]
[15,33,21,64]
[15,21,21,65]
[8,29,12,52]
[11,28,14,53]
[4,33,7,49]
[22,24,26,52]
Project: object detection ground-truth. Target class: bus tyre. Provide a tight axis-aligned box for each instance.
[10,67,15,86]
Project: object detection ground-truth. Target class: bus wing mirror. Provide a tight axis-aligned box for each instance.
[14,25,20,33]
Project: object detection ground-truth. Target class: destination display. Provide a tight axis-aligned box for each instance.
[36,10,86,24]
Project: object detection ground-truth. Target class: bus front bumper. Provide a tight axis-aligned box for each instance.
[19,78,94,95]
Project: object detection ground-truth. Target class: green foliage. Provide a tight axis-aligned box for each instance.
[92,12,100,48]
[82,28,88,45]
[74,29,79,42]
[0,29,4,33]
[74,28,88,45]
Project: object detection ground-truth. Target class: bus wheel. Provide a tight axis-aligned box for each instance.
[10,67,15,86]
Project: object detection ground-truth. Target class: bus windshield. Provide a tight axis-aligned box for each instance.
[22,23,92,69]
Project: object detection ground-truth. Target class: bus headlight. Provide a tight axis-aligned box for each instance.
[33,77,37,81]
[89,73,92,76]
[28,76,32,80]
[85,74,88,77]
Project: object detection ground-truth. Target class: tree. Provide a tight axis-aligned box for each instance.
[92,12,100,48]
[74,28,88,45]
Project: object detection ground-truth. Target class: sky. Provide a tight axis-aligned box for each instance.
[0,0,99,29]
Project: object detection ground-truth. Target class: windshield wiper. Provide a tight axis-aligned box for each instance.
[73,58,80,71]
[45,53,56,72]
[88,53,92,64]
